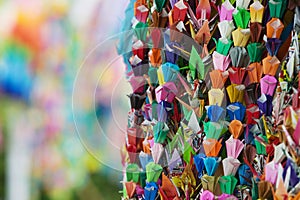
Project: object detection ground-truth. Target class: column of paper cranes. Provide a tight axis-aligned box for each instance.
[120,0,300,199]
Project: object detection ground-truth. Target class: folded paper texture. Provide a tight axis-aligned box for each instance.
[119,0,300,199]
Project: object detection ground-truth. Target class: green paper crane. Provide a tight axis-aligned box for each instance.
[183,140,195,164]
[254,135,268,155]
[189,46,205,80]
[153,122,169,144]
[269,0,287,19]
[247,43,264,63]
[134,22,148,41]
[204,121,228,139]
[154,0,166,13]
[233,8,250,29]
[219,175,238,194]
[214,38,233,56]
[126,163,141,183]
[146,162,163,182]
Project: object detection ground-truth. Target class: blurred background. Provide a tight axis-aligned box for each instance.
[0,0,130,199]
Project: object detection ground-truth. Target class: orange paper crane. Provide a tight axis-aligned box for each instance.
[203,138,222,157]
[229,120,244,139]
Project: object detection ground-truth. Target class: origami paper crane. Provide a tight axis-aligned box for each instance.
[266,38,281,57]
[275,177,288,200]
[226,135,244,159]
[167,129,184,153]
[250,0,264,23]
[134,21,148,41]
[209,69,228,88]
[222,157,241,176]
[258,181,273,200]
[149,48,162,67]
[207,105,226,122]
[148,67,159,86]
[181,163,197,187]
[250,22,263,42]
[127,126,144,150]
[260,75,277,96]
[233,8,250,29]
[169,21,186,41]
[154,0,166,12]
[254,134,267,155]
[228,120,244,139]
[156,102,168,122]
[219,175,238,194]
[208,88,225,106]
[257,94,273,116]
[161,62,180,82]
[247,42,264,63]
[262,55,281,76]
[201,175,218,192]
[136,184,145,197]
[155,82,178,103]
[194,153,206,178]
[196,0,211,20]
[188,109,201,133]
[125,181,137,198]
[129,75,148,94]
[143,103,152,121]
[132,40,144,59]
[166,148,182,171]
[135,4,149,23]
[159,173,179,199]
[146,162,163,182]
[218,20,235,39]
[144,182,158,200]
[204,157,221,176]
[139,151,154,170]
[203,138,222,157]
[142,138,151,154]
[238,164,252,185]
[153,122,169,143]
[269,0,287,18]
[204,121,227,139]
[165,42,180,64]
[229,47,249,67]
[126,163,141,182]
[151,143,164,163]
[151,9,168,27]
[284,159,300,187]
[189,46,206,80]
[246,104,260,125]
[236,0,251,9]
[218,0,235,21]
[173,0,188,22]
[273,142,288,163]
[214,37,233,55]
[195,20,211,45]
[212,51,231,71]
[266,18,284,39]
[183,140,195,163]
[227,102,246,121]
[265,161,281,185]
[228,67,246,84]
[200,190,214,200]
[232,28,251,47]
[247,62,263,83]
[286,48,297,79]
[226,84,245,103]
